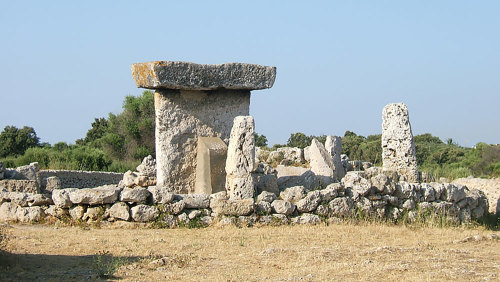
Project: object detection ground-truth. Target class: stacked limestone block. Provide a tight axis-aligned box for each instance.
[131,61,276,194]
[0,167,489,226]
[382,103,419,182]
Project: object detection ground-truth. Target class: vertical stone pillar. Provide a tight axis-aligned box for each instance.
[131,61,276,194]
[382,103,419,182]
[194,137,227,194]
[325,135,345,180]
[309,138,335,186]
[225,116,256,200]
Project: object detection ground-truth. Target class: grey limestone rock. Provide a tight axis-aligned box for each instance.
[256,201,272,214]
[329,197,353,217]
[174,194,210,209]
[45,205,68,218]
[52,188,78,208]
[325,136,345,180]
[0,202,18,221]
[309,138,335,185]
[257,191,277,203]
[280,186,306,204]
[254,173,279,196]
[444,184,467,203]
[69,185,121,205]
[43,176,61,192]
[296,190,321,213]
[276,147,304,164]
[382,103,419,182]
[131,204,159,222]
[120,187,150,204]
[209,198,254,216]
[69,205,85,220]
[271,200,296,215]
[136,155,156,177]
[131,61,276,91]
[291,213,321,225]
[342,171,372,197]
[226,116,256,200]
[187,209,202,220]
[82,206,104,221]
[165,201,186,215]
[16,206,44,222]
[107,202,130,221]
[147,186,174,204]
[276,165,319,190]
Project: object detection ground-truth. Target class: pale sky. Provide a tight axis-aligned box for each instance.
[1,1,499,147]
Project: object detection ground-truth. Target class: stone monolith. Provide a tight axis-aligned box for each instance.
[325,135,345,180]
[131,61,276,193]
[382,103,419,182]
[225,116,256,200]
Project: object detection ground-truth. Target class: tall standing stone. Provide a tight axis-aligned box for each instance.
[309,138,335,186]
[225,116,256,200]
[325,135,345,180]
[382,103,419,182]
[131,61,276,193]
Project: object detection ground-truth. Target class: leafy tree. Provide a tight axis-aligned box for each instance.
[414,133,443,144]
[341,131,366,160]
[254,133,268,147]
[77,118,109,145]
[287,132,311,149]
[0,126,40,157]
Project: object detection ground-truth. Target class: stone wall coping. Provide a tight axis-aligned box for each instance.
[131,61,276,90]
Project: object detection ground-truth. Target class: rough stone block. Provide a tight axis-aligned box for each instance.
[309,138,335,186]
[225,116,256,200]
[325,135,345,180]
[0,179,39,193]
[382,103,419,182]
[194,137,228,194]
[131,61,276,90]
[154,89,251,193]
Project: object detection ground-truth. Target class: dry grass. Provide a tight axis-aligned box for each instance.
[0,222,499,281]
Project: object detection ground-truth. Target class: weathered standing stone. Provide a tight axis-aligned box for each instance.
[194,137,228,194]
[382,103,419,182]
[225,116,256,200]
[309,138,335,185]
[324,136,345,180]
[132,61,276,194]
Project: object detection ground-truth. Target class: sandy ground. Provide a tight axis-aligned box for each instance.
[453,177,500,214]
[0,222,499,281]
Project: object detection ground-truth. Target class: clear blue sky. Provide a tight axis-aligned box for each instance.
[1,1,499,147]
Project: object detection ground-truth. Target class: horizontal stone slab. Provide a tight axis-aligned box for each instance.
[131,61,276,90]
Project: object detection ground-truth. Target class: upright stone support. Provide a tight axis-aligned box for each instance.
[309,138,335,186]
[382,103,419,182]
[131,61,276,193]
[225,116,256,200]
[194,137,227,195]
[325,135,345,180]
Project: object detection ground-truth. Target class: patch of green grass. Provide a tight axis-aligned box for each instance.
[92,250,127,279]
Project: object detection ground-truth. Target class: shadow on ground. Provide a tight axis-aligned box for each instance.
[0,250,141,281]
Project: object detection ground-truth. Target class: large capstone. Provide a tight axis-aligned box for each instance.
[382,103,419,182]
[132,61,275,194]
[131,61,276,90]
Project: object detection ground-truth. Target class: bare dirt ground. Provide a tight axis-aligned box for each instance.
[1,222,499,281]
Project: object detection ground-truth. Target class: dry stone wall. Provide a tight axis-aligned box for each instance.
[39,170,123,189]
[0,169,489,226]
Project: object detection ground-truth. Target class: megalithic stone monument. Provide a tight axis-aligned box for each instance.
[131,61,276,194]
[381,103,419,182]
